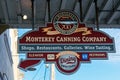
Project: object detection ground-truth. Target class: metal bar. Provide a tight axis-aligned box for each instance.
[5,24,120,28]
[79,0,83,22]
[17,0,22,23]
[45,0,48,22]
[83,0,94,22]
[99,10,120,12]
[60,0,67,9]
[94,0,99,30]
[47,0,51,22]
[98,0,112,21]
[0,19,2,23]
[59,0,62,10]
[31,0,35,30]
[1,0,10,24]
[107,0,120,24]
[44,66,47,80]
[115,10,120,11]
[72,0,77,11]
[99,10,114,12]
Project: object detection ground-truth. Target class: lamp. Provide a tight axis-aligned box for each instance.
[23,15,27,20]
[17,14,28,20]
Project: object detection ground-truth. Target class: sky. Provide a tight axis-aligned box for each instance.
[18,28,120,80]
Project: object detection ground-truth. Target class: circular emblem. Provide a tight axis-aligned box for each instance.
[56,51,80,74]
[52,10,79,35]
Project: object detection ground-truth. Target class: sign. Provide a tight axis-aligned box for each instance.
[18,10,115,74]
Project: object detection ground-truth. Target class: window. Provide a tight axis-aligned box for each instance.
[4,34,13,65]
[0,72,3,80]
[3,73,8,80]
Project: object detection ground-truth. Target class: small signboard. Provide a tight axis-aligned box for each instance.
[18,10,115,74]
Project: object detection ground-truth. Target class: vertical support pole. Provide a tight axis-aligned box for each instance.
[31,0,35,30]
[47,0,51,22]
[44,66,47,80]
[79,0,83,22]
[50,64,55,80]
[94,0,99,30]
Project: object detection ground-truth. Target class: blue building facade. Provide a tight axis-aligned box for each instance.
[0,30,14,80]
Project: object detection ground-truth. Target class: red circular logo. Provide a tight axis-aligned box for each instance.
[52,10,79,35]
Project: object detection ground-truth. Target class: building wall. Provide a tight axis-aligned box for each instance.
[0,29,23,80]
[10,29,24,80]
[0,29,14,80]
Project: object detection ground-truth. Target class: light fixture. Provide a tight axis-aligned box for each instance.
[23,15,28,20]
[17,14,28,20]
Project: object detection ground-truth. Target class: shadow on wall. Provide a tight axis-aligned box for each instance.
[0,72,8,80]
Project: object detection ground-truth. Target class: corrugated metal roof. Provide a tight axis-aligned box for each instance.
[0,0,120,28]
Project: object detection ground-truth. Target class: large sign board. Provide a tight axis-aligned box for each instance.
[18,10,115,74]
